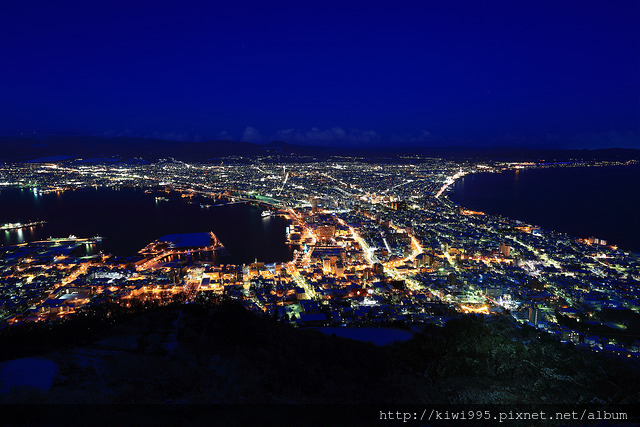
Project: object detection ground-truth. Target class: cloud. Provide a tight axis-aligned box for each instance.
[241,126,264,143]
[389,130,431,145]
[99,129,203,142]
[217,130,233,140]
[147,131,203,142]
[98,126,438,148]
[273,126,381,147]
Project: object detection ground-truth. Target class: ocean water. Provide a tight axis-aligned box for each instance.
[0,187,293,263]
[450,165,640,252]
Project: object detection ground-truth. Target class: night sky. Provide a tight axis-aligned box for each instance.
[2,0,638,148]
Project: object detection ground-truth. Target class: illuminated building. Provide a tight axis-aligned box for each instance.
[499,242,511,257]
[316,225,335,240]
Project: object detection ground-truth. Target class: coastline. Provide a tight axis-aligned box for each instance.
[445,163,640,253]
[0,187,292,263]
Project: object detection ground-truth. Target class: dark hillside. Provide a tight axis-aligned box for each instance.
[1,300,638,406]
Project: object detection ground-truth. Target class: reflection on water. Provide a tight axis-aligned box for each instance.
[0,187,292,263]
[451,165,640,252]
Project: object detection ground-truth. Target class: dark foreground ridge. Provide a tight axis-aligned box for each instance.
[1,299,639,406]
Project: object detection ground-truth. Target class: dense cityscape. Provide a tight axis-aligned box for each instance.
[1,156,639,360]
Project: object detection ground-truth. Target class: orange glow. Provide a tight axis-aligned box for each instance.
[515,226,533,233]
[460,304,490,314]
[460,209,485,216]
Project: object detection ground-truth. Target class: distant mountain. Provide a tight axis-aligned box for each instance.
[0,135,638,162]
[0,135,266,162]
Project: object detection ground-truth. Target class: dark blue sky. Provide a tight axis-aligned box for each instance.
[2,0,638,148]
